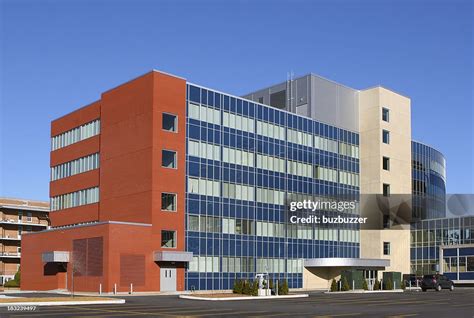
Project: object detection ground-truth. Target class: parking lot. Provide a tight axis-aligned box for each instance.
[0,288,473,318]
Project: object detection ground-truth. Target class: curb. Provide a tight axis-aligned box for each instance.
[179,294,309,301]
[324,289,404,294]
[0,299,125,307]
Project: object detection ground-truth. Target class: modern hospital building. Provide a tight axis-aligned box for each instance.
[21,70,467,292]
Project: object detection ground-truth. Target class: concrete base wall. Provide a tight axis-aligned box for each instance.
[303,267,346,290]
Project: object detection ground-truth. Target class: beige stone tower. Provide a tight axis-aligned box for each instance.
[358,87,412,278]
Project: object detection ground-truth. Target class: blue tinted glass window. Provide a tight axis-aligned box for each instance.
[201,89,208,105]
[189,86,200,103]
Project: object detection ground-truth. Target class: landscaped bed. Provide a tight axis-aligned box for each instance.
[189,293,250,298]
[179,293,309,301]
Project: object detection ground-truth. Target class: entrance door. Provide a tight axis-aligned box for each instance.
[160,267,176,292]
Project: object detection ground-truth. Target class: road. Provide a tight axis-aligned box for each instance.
[1,289,473,317]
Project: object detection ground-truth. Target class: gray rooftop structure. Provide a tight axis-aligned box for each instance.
[243,74,359,132]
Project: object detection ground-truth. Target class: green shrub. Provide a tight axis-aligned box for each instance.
[243,280,252,295]
[269,279,274,291]
[4,268,21,288]
[251,280,259,296]
[401,280,406,290]
[385,278,393,290]
[341,276,350,291]
[330,279,338,292]
[373,279,380,290]
[233,279,243,294]
[4,279,19,288]
[362,279,368,291]
[14,268,20,285]
[278,279,289,295]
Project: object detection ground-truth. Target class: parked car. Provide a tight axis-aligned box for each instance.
[421,274,454,292]
[403,274,422,287]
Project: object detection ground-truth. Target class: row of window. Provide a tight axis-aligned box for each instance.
[223,218,254,235]
[51,153,99,181]
[189,256,220,273]
[223,147,254,168]
[189,102,360,155]
[223,182,255,201]
[256,188,285,205]
[188,215,220,233]
[256,154,285,173]
[187,214,360,242]
[223,112,255,133]
[188,140,220,161]
[317,166,338,183]
[223,257,255,273]
[51,120,100,151]
[189,103,221,125]
[191,140,357,180]
[188,177,221,197]
[257,121,285,140]
[287,160,313,178]
[257,258,288,273]
[339,171,360,187]
[288,128,313,147]
[188,256,303,274]
[188,177,286,205]
[188,85,360,144]
[339,142,359,158]
[51,187,99,211]
[188,175,360,205]
[443,256,474,272]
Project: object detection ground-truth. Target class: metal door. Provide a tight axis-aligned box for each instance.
[160,267,176,292]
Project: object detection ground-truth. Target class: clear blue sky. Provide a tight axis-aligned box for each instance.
[1,0,472,201]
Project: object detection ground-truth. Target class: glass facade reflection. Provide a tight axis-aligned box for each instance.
[411,141,446,220]
[185,84,360,290]
[410,216,474,276]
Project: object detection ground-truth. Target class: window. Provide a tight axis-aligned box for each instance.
[383,183,390,197]
[258,97,264,104]
[382,107,390,122]
[50,187,99,211]
[269,90,286,109]
[162,150,177,168]
[51,153,100,181]
[383,242,391,255]
[161,230,176,248]
[26,212,32,222]
[382,130,390,144]
[161,193,176,211]
[467,256,474,272]
[51,119,100,150]
[383,157,390,171]
[162,113,177,132]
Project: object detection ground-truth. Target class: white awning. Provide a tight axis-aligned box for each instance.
[42,251,70,263]
[154,251,193,262]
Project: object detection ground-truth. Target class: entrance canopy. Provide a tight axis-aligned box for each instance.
[154,251,193,262]
[304,258,389,269]
[42,251,70,263]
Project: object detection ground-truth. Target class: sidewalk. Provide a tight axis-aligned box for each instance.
[0,296,125,307]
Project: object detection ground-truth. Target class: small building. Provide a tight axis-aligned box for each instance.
[0,198,49,285]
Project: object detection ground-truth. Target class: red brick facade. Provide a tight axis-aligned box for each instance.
[21,71,187,292]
